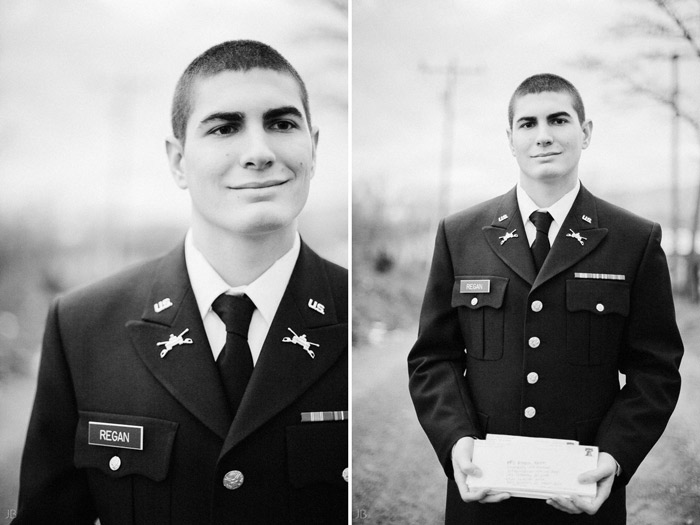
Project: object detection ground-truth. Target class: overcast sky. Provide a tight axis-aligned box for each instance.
[0,0,348,262]
[2,0,699,259]
[353,0,700,221]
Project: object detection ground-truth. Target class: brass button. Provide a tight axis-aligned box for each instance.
[223,470,244,490]
[528,337,541,349]
[109,456,121,471]
[471,297,478,306]
[342,468,349,483]
[531,300,543,312]
[524,406,536,419]
[527,372,539,384]
[596,303,605,312]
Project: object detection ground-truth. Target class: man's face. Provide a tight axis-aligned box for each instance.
[507,91,591,186]
[167,68,318,238]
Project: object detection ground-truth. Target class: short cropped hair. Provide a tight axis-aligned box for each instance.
[171,40,311,143]
[508,73,585,129]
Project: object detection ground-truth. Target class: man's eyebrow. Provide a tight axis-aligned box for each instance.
[263,106,304,121]
[516,116,537,124]
[515,111,572,124]
[199,112,243,126]
[548,111,572,120]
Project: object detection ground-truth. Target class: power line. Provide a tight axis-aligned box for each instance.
[420,60,484,220]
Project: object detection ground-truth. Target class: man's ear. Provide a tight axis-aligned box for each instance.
[165,136,188,189]
[506,127,516,156]
[310,126,320,178]
[581,120,593,150]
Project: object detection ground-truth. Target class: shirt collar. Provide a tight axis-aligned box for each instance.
[184,230,300,325]
[516,179,581,227]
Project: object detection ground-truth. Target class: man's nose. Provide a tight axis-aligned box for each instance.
[536,125,553,147]
[239,127,275,169]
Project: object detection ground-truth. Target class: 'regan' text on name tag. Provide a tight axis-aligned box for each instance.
[460,280,491,293]
[88,421,144,450]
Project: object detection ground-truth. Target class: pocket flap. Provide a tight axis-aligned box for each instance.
[286,422,347,488]
[566,279,630,316]
[74,411,178,481]
[452,276,509,309]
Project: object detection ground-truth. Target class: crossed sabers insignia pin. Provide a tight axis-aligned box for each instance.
[499,229,518,245]
[157,328,193,358]
[566,229,587,245]
[282,327,319,359]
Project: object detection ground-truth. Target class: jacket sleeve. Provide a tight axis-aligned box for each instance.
[13,298,97,524]
[596,222,683,484]
[407,220,481,479]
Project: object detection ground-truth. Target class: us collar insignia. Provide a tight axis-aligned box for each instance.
[154,298,173,313]
[157,328,193,358]
[582,215,592,224]
[498,214,508,222]
[308,298,325,315]
[282,327,319,359]
[566,229,587,246]
[499,229,518,245]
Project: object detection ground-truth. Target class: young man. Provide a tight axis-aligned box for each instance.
[14,40,348,524]
[408,74,683,524]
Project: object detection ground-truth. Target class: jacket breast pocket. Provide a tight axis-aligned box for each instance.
[451,276,508,361]
[286,421,347,524]
[566,279,630,366]
[74,411,179,522]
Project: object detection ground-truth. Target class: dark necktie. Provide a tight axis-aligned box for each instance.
[530,211,554,272]
[211,293,256,419]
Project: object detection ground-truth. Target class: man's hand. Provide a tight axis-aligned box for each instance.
[451,437,511,503]
[546,451,617,515]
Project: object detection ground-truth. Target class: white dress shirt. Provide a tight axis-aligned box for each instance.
[184,230,300,365]
[516,179,581,247]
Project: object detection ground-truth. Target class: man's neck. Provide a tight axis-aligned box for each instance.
[191,220,297,287]
[519,174,578,208]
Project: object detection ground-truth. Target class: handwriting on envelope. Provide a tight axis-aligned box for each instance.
[467,434,598,499]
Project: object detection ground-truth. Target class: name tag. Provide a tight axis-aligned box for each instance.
[88,422,143,450]
[460,280,490,293]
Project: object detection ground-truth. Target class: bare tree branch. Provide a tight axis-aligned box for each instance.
[651,0,700,57]
[613,15,685,39]
[576,55,700,140]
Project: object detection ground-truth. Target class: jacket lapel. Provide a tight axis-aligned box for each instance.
[532,184,608,291]
[221,242,346,455]
[482,187,537,286]
[125,244,231,440]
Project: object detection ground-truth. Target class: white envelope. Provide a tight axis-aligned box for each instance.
[466,434,598,499]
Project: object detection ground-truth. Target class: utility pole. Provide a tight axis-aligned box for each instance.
[420,60,483,220]
[670,53,680,288]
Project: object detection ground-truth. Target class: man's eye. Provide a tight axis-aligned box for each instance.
[551,118,567,125]
[270,120,298,131]
[520,122,535,129]
[212,124,239,135]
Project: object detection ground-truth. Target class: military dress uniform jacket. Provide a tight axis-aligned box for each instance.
[15,240,348,525]
[408,185,683,524]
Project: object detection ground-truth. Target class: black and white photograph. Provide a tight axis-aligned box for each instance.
[353,0,699,523]
[0,1,348,523]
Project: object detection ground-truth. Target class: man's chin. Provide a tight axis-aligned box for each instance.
[224,213,299,238]
[525,169,572,183]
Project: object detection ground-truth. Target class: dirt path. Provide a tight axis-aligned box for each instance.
[0,375,35,520]
[353,329,445,524]
[352,302,700,524]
